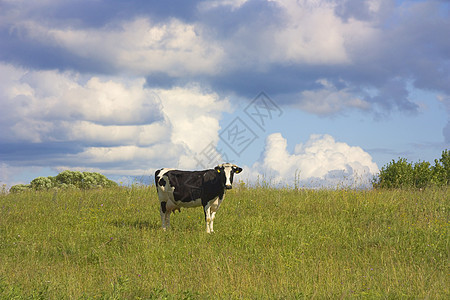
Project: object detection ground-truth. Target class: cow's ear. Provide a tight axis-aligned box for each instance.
[234,167,242,174]
[215,166,221,173]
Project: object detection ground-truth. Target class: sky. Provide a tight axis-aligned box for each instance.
[0,0,449,188]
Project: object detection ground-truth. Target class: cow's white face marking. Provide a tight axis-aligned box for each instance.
[216,163,242,189]
[224,165,233,187]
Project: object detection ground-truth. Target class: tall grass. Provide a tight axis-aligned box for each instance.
[0,186,448,299]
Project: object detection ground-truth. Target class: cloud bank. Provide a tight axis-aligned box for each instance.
[0,63,228,181]
[247,133,379,188]
[2,0,448,113]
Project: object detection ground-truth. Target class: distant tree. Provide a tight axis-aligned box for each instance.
[9,171,118,193]
[9,184,31,193]
[80,171,117,189]
[55,170,117,189]
[439,150,450,185]
[373,150,449,189]
[374,158,414,189]
[413,161,432,189]
[56,170,84,188]
[432,160,446,187]
[30,176,53,190]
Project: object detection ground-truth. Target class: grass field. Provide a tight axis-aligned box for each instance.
[0,185,448,299]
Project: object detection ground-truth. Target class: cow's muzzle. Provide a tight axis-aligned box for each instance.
[225,185,232,190]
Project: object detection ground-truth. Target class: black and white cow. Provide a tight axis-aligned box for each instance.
[155,163,243,233]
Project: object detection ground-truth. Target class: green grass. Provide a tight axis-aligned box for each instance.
[0,186,448,299]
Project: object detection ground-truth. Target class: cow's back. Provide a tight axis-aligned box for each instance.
[167,170,219,203]
[156,169,222,203]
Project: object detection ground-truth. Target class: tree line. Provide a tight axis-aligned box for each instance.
[7,150,449,192]
[373,150,449,189]
[10,170,117,193]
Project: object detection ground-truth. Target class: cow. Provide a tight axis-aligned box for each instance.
[155,163,243,233]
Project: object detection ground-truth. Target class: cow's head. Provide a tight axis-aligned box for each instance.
[215,163,243,189]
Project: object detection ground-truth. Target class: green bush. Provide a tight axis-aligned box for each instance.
[374,158,413,189]
[374,150,449,189]
[438,149,450,184]
[9,184,31,193]
[9,171,118,193]
[413,161,432,189]
[30,177,53,191]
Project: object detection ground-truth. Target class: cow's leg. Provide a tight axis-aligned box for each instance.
[160,201,168,230]
[209,197,222,233]
[204,205,212,233]
[210,211,216,233]
[209,206,221,233]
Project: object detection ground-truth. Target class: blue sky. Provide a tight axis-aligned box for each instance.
[0,0,449,188]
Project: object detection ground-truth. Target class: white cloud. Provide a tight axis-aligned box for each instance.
[206,0,381,74]
[67,121,169,147]
[248,133,379,188]
[19,18,224,76]
[155,85,230,168]
[0,61,381,189]
[198,0,249,11]
[264,0,379,65]
[0,63,162,142]
[271,0,348,64]
[0,63,230,181]
[3,1,380,80]
[297,79,370,115]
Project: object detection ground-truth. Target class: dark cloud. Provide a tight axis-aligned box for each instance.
[326,1,450,114]
[0,31,114,73]
[206,65,324,102]
[0,142,84,166]
[0,0,203,73]
[367,79,418,113]
[201,0,448,116]
[0,141,156,172]
[389,3,450,95]
[0,0,201,27]
[145,73,187,90]
[198,0,284,37]
[335,0,377,21]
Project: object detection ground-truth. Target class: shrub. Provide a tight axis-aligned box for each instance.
[438,149,450,184]
[413,161,432,189]
[374,150,449,189]
[9,184,31,193]
[374,158,414,189]
[30,177,53,191]
[56,170,84,188]
[9,171,118,193]
[80,172,117,189]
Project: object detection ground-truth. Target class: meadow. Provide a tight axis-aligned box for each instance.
[0,185,448,299]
